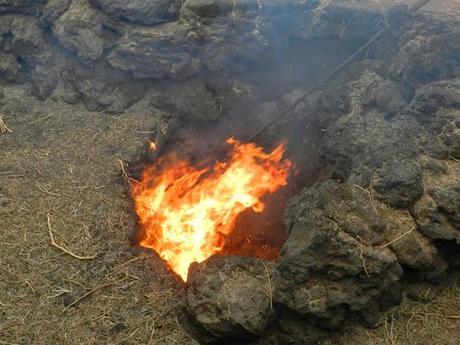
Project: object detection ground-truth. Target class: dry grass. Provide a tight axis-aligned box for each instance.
[0,86,198,345]
[421,155,460,188]
[324,274,460,345]
[0,112,12,133]
[369,276,460,345]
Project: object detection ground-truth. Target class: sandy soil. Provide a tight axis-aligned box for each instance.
[0,86,198,344]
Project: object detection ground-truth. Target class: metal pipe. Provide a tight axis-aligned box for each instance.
[247,0,434,142]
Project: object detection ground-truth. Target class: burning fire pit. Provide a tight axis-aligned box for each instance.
[1,0,458,344]
[119,1,460,343]
[131,138,292,281]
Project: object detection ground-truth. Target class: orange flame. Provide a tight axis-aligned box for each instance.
[132,138,292,281]
[147,140,157,151]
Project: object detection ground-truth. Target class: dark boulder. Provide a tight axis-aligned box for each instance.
[411,178,460,243]
[0,51,20,82]
[411,186,460,244]
[390,20,460,87]
[61,61,148,113]
[186,255,276,344]
[53,0,104,64]
[322,110,413,184]
[320,69,413,183]
[184,0,321,18]
[411,79,460,116]
[185,0,256,17]
[372,158,423,208]
[30,63,60,99]
[90,0,181,25]
[421,156,449,175]
[0,0,44,16]
[379,207,448,282]
[410,154,460,244]
[0,15,46,55]
[277,181,403,329]
[431,185,460,229]
[152,78,221,122]
[108,22,200,79]
[266,311,329,345]
[39,0,72,27]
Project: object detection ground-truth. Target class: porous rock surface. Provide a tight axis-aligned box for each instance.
[90,0,181,25]
[185,10,459,343]
[0,0,384,117]
[186,256,276,343]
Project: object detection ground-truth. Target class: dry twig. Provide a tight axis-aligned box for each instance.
[62,278,125,312]
[118,159,138,188]
[379,226,416,249]
[353,184,378,214]
[406,311,460,320]
[116,328,139,344]
[28,115,51,125]
[261,262,273,309]
[359,241,370,279]
[36,184,61,196]
[47,213,97,260]
[0,113,12,134]
[356,235,371,279]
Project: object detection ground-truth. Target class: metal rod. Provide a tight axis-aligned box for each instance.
[247,0,434,142]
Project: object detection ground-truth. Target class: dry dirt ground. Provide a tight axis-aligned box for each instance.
[326,274,460,345]
[1,86,198,345]
[1,1,460,344]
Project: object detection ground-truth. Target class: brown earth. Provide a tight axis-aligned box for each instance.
[0,86,198,344]
[326,273,460,345]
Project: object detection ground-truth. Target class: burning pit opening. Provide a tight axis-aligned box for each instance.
[131,138,293,280]
[126,13,352,282]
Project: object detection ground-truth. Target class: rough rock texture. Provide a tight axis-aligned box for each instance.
[0,0,395,114]
[278,181,404,329]
[186,256,276,344]
[411,79,460,115]
[264,312,329,345]
[40,0,72,27]
[53,0,104,63]
[0,0,45,15]
[108,22,200,79]
[0,51,19,81]
[91,0,181,25]
[185,0,240,16]
[322,108,412,184]
[372,158,423,208]
[181,8,459,341]
[0,14,46,55]
[410,83,460,160]
[411,157,460,245]
[152,78,221,121]
[61,61,148,113]
[412,188,460,242]
[389,18,460,88]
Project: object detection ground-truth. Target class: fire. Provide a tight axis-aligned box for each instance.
[131,138,292,281]
[147,140,157,151]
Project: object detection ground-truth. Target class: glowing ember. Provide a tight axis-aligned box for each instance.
[132,138,292,281]
[147,140,157,151]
